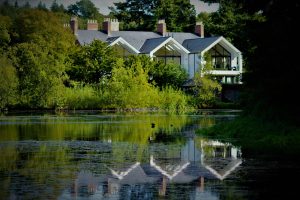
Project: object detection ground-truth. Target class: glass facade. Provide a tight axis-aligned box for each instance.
[208,44,232,70]
[113,43,134,57]
[154,44,181,65]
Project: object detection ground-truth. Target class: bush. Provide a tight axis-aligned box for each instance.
[63,85,100,110]
[159,86,189,112]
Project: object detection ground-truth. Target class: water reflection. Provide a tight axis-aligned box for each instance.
[58,137,242,199]
[0,112,241,199]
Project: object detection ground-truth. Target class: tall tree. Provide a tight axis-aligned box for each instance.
[155,0,196,32]
[110,0,196,31]
[7,9,76,108]
[14,9,74,52]
[109,0,156,30]
[37,1,47,11]
[14,1,18,8]
[24,1,31,8]
[67,0,100,19]
[50,0,66,13]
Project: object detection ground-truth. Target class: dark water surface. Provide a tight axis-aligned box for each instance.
[0,111,299,199]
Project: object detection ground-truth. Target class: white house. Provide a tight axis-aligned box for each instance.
[70,18,243,85]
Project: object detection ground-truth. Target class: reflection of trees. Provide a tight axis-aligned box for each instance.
[0,113,225,199]
[19,144,74,199]
[0,113,219,143]
[0,113,191,141]
[0,146,18,171]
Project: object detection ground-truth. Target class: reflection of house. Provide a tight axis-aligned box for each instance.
[200,140,243,180]
[70,18,243,84]
[149,138,242,182]
[107,162,156,184]
[59,138,242,198]
[71,171,98,196]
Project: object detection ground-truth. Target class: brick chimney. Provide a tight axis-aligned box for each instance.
[102,18,119,36]
[195,21,204,38]
[70,16,78,34]
[157,19,166,36]
[87,19,98,30]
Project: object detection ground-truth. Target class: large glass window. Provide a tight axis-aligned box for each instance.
[113,43,134,57]
[208,44,232,70]
[153,44,181,65]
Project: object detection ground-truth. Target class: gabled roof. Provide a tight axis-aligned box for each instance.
[203,159,242,180]
[76,30,240,56]
[183,36,221,53]
[166,32,200,45]
[106,36,120,44]
[76,30,108,45]
[111,31,161,50]
[139,37,170,54]
[140,37,190,55]
[108,36,140,54]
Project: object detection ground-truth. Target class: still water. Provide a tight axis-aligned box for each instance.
[0,111,299,200]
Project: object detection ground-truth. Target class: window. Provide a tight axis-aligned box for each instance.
[208,44,231,70]
[113,43,134,57]
[154,44,181,65]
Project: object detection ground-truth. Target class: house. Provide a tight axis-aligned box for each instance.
[70,17,243,85]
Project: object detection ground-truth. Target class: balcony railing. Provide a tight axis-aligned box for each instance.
[213,65,238,71]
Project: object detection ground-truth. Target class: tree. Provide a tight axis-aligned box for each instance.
[109,0,156,30]
[110,0,196,31]
[14,9,75,53]
[0,55,18,109]
[155,0,196,32]
[0,15,12,48]
[10,42,67,108]
[193,53,221,108]
[50,0,63,12]
[6,9,76,108]
[67,0,100,19]
[37,1,47,11]
[14,1,18,8]
[24,1,31,8]
[68,40,118,84]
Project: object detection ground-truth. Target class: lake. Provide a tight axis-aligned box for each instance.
[0,110,299,199]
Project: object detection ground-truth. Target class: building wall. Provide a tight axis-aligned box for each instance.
[188,53,201,78]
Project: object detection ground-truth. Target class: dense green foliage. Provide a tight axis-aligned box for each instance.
[0,4,195,112]
[155,0,196,32]
[110,0,196,31]
[67,0,104,29]
[67,0,100,19]
[50,0,65,13]
[122,55,188,88]
[0,55,18,109]
[197,0,300,155]
[200,0,299,125]
[67,40,118,84]
[192,53,222,108]
[109,0,156,30]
